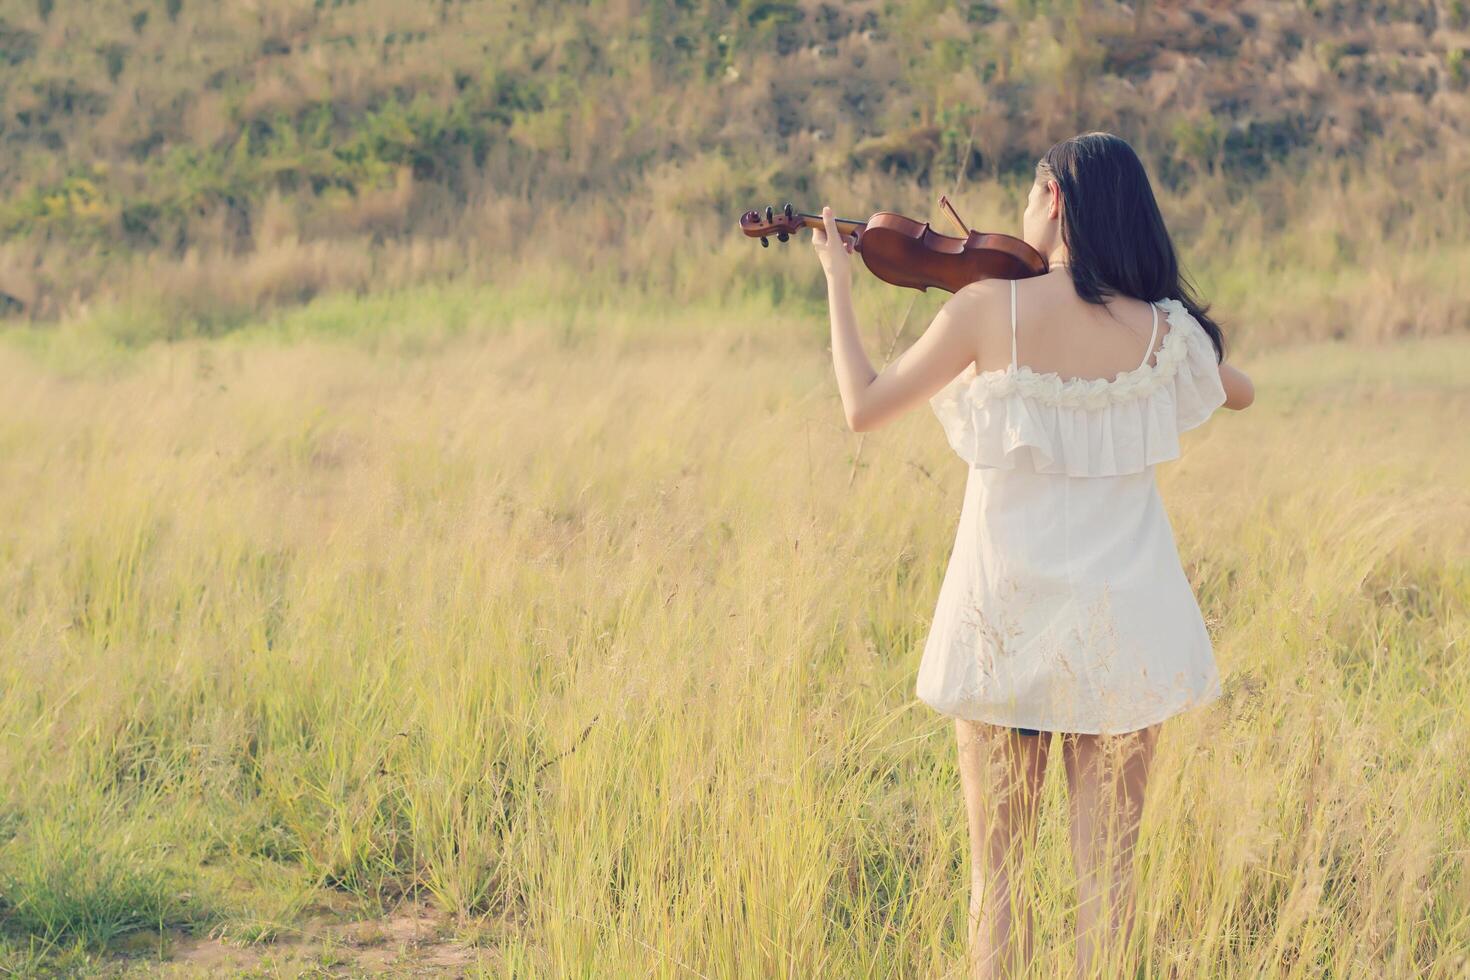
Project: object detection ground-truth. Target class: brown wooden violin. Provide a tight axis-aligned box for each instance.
[738,196,1049,292]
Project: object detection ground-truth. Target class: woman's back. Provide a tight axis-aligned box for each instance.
[972,270,1170,382]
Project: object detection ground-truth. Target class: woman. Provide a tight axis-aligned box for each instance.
[811,132,1254,979]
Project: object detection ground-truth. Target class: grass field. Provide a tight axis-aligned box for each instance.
[0,292,1467,977]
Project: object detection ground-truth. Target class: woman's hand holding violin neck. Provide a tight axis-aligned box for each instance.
[811,205,857,287]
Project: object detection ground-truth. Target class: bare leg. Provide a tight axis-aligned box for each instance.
[1061,723,1159,980]
[955,719,1052,980]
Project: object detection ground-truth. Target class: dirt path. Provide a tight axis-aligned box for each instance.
[99,901,504,977]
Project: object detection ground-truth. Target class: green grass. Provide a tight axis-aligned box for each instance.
[0,796,195,949]
[0,299,1466,976]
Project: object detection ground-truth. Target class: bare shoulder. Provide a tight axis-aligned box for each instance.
[939,279,1016,368]
[950,278,1008,310]
[939,278,1006,326]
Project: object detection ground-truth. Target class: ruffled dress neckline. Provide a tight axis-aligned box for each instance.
[952,301,1192,409]
[928,297,1227,477]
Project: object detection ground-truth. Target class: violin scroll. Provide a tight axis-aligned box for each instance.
[740,203,824,242]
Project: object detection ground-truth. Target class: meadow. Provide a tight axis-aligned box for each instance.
[0,280,1467,976]
[3,0,1469,975]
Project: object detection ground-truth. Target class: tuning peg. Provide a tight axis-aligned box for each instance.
[761,236,770,248]
[777,232,789,243]
[765,205,774,222]
[784,203,794,219]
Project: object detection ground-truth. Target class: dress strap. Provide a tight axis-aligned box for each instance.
[1138,301,1160,370]
[1009,278,1019,369]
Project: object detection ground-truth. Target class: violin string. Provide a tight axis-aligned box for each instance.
[847,116,984,488]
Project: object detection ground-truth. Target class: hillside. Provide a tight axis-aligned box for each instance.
[1,0,1468,328]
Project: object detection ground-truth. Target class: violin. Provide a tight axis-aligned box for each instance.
[738,195,1049,292]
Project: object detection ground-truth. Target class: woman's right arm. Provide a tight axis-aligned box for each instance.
[1220,363,1254,410]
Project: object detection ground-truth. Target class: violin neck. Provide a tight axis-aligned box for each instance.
[795,213,866,236]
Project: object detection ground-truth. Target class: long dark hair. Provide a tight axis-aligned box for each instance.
[1036,132,1225,362]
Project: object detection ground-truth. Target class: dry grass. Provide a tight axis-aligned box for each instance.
[0,296,1466,975]
[3,134,1465,354]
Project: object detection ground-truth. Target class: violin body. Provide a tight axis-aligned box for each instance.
[738,203,1049,293]
[858,212,1048,290]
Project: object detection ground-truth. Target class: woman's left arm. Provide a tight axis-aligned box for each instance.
[1219,362,1255,410]
[813,206,986,433]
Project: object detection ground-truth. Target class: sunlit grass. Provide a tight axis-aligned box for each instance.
[0,303,1466,976]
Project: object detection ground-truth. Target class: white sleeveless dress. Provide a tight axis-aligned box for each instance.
[917,281,1227,734]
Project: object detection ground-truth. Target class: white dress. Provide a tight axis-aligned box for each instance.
[917,281,1227,734]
